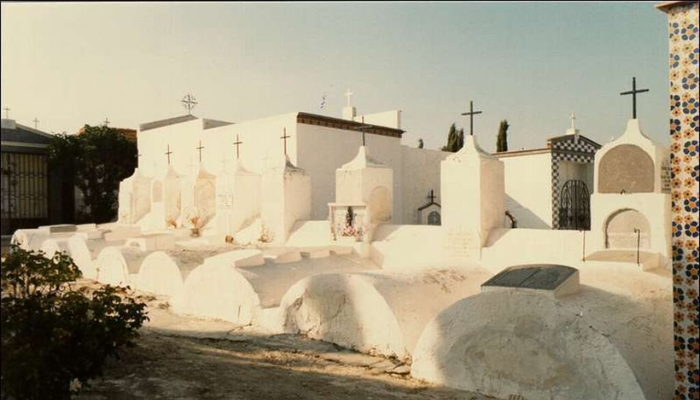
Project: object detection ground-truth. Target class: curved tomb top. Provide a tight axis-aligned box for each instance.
[481,264,580,298]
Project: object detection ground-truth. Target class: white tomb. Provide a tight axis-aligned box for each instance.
[117,168,152,225]
[329,145,393,243]
[182,166,217,234]
[215,159,261,238]
[441,134,505,263]
[260,155,312,244]
[588,119,671,269]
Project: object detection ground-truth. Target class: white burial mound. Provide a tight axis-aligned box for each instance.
[172,251,379,327]
[95,245,152,287]
[136,249,219,299]
[40,237,72,259]
[66,235,122,280]
[411,263,673,400]
[279,267,493,361]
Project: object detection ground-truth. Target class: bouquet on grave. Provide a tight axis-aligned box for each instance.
[340,207,363,240]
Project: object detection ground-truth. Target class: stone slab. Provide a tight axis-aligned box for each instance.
[38,224,77,234]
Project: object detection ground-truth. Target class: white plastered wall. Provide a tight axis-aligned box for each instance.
[296,123,402,221]
[400,146,449,224]
[497,152,553,229]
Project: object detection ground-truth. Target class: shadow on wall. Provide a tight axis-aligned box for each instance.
[505,194,550,229]
[412,285,672,400]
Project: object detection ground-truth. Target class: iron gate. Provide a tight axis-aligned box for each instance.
[1,152,49,235]
[558,180,590,230]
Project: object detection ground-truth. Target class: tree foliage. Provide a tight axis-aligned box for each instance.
[496,119,509,152]
[441,123,464,152]
[49,125,137,223]
[1,246,148,400]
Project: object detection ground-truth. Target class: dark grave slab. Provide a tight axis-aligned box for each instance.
[482,264,580,298]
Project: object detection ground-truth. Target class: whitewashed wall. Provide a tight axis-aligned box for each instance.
[400,146,449,224]
[498,152,553,229]
[296,123,403,221]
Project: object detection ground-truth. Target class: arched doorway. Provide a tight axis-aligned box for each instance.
[558,180,590,230]
[605,209,650,249]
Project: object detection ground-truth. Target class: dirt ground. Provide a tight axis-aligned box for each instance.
[76,281,496,400]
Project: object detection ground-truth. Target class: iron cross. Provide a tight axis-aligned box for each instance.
[33,118,40,129]
[461,101,483,136]
[620,77,649,119]
[103,117,110,127]
[569,113,576,130]
[280,128,291,156]
[3,107,10,119]
[165,144,173,165]
[181,94,198,115]
[428,190,436,203]
[233,135,243,160]
[355,116,373,146]
[196,140,205,162]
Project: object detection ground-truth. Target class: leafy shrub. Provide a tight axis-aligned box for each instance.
[1,246,148,400]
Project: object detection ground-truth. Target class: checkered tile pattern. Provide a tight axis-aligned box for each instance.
[550,137,598,229]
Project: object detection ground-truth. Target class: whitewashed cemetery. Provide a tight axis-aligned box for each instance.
[12,96,674,400]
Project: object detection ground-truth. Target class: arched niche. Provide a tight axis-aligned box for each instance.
[598,145,654,193]
[605,209,651,249]
[428,211,441,225]
[369,186,392,224]
[163,173,182,225]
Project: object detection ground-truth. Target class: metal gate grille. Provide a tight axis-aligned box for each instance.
[558,180,590,230]
[1,152,49,235]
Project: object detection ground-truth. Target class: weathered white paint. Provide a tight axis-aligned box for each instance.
[441,135,505,263]
[215,160,261,237]
[279,268,492,361]
[370,225,449,269]
[95,246,151,287]
[411,263,672,400]
[137,249,217,299]
[589,119,671,268]
[497,151,553,229]
[260,156,312,244]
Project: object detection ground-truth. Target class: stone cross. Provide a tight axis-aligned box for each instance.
[33,117,40,129]
[345,89,354,107]
[103,117,110,127]
[569,113,576,130]
[461,100,483,136]
[165,144,173,165]
[280,128,291,156]
[620,77,649,119]
[233,135,243,160]
[196,140,205,162]
[181,93,198,115]
[3,107,10,119]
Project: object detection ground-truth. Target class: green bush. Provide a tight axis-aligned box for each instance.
[1,246,148,400]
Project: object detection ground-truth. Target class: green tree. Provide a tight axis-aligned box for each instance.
[1,246,148,400]
[49,125,137,223]
[496,119,509,152]
[441,123,465,152]
[417,138,424,149]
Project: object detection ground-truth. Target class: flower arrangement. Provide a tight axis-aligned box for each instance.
[184,207,202,237]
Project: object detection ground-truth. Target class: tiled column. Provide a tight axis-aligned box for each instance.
[658,2,699,399]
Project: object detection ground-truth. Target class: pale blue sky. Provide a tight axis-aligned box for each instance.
[1,2,670,152]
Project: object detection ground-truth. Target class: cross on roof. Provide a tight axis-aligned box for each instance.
[33,117,40,129]
[165,144,173,165]
[103,117,110,127]
[569,113,576,130]
[181,94,198,115]
[3,107,10,119]
[233,135,243,160]
[344,89,354,107]
[428,189,436,203]
[280,128,291,156]
[620,77,649,119]
[196,140,205,162]
[354,116,373,147]
[461,100,483,136]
